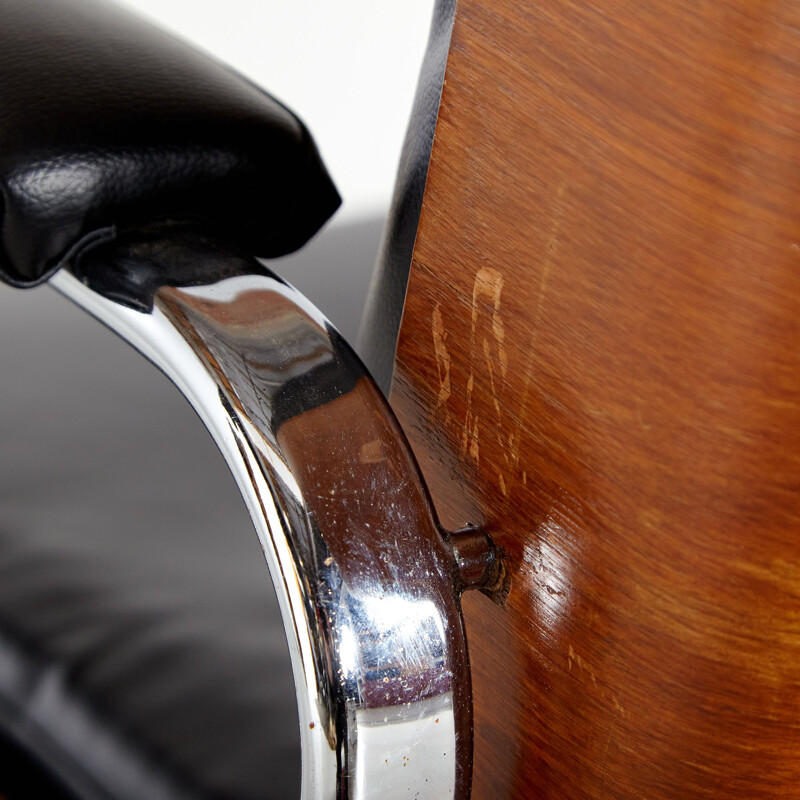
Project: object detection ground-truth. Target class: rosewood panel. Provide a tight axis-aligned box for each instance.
[390,1,800,797]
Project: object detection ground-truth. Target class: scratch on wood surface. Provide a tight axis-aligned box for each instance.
[599,716,618,791]
[471,266,508,377]
[567,644,597,686]
[461,267,507,467]
[460,374,480,464]
[511,180,568,465]
[469,420,480,462]
[483,337,502,419]
[432,302,451,405]
[497,472,508,497]
[569,644,628,720]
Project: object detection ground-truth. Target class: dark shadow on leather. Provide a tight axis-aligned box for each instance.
[0,725,78,800]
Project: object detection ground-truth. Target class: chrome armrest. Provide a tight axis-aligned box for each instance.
[50,225,504,800]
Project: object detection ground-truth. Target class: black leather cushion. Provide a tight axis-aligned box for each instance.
[0,0,339,288]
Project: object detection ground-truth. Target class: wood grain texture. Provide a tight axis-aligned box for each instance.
[390,1,800,797]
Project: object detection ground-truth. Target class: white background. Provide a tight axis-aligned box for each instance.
[119,0,435,224]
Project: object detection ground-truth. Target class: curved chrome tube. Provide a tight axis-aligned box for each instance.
[49,231,500,800]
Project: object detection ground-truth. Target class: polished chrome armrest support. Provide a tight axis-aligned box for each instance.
[49,228,502,800]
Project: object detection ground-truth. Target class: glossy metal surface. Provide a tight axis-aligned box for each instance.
[50,236,484,800]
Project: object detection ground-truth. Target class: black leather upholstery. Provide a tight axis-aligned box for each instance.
[0,0,339,289]
[358,0,456,392]
[0,283,302,800]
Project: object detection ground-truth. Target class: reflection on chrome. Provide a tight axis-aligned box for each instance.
[50,230,495,799]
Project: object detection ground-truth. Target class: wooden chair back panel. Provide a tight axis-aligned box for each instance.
[390,1,800,797]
